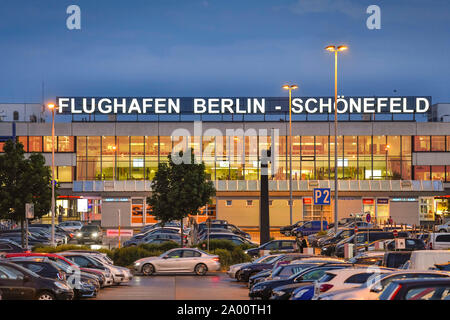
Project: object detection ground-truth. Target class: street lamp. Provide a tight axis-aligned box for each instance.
[47,103,57,247]
[325,45,348,233]
[282,84,298,225]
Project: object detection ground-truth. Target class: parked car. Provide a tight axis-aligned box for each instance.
[321,228,383,255]
[227,254,280,279]
[124,232,182,247]
[245,240,296,258]
[434,221,450,233]
[237,254,323,283]
[0,239,28,254]
[249,262,351,300]
[201,233,257,246]
[348,252,385,266]
[292,220,328,237]
[428,233,450,250]
[5,252,113,287]
[0,260,73,300]
[141,221,182,233]
[319,270,450,300]
[434,263,450,271]
[75,225,103,244]
[334,231,410,257]
[382,251,412,268]
[379,278,450,300]
[58,221,84,233]
[313,267,396,299]
[6,257,98,299]
[29,224,72,242]
[133,248,220,276]
[0,231,50,247]
[124,227,183,247]
[402,250,450,270]
[198,223,251,240]
[279,221,306,236]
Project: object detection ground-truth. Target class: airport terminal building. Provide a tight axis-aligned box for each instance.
[0,98,449,228]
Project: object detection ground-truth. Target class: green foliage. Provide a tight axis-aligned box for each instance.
[196,239,257,251]
[111,246,162,267]
[32,244,91,253]
[147,149,216,225]
[0,140,54,227]
[230,246,252,264]
[139,241,179,252]
[213,249,232,267]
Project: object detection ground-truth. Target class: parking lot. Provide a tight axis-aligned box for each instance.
[94,273,249,300]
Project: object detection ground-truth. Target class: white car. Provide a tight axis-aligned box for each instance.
[435,221,450,233]
[227,254,279,279]
[318,270,450,300]
[134,248,221,276]
[313,267,395,299]
[428,233,450,250]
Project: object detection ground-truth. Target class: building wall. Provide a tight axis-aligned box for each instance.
[389,201,420,225]
[336,198,363,220]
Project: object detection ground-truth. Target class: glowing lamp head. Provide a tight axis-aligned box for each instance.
[325,45,336,52]
[337,45,348,51]
[282,85,290,90]
[47,103,56,110]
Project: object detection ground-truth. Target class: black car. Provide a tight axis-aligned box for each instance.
[0,239,28,253]
[29,224,71,240]
[237,253,311,282]
[249,263,351,300]
[379,278,450,300]
[125,232,182,247]
[124,228,183,246]
[334,231,410,257]
[7,257,98,299]
[198,223,251,240]
[245,240,296,258]
[385,238,426,251]
[75,225,103,244]
[320,228,383,256]
[0,261,74,300]
[382,251,412,268]
[0,232,49,247]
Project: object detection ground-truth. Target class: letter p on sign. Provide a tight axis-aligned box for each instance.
[314,188,331,205]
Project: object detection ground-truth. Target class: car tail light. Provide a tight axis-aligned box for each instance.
[319,284,334,292]
[212,257,220,262]
[429,242,432,250]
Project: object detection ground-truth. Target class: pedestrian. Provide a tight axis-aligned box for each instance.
[296,234,308,253]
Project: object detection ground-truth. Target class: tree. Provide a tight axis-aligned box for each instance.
[0,139,54,246]
[147,149,216,246]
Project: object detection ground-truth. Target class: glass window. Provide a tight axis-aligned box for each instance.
[102,136,116,180]
[358,136,372,180]
[57,166,73,183]
[431,166,445,181]
[431,136,446,152]
[414,136,430,152]
[18,136,28,151]
[415,166,431,180]
[43,136,55,152]
[29,136,42,152]
[58,136,74,152]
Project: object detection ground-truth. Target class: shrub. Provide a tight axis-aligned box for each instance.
[32,244,91,253]
[111,246,161,267]
[139,241,179,252]
[213,249,232,267]
[230,246,252,264]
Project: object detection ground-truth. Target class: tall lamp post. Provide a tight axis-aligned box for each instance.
[282,84,298,225]
[325,45,348,233]
[47,103,57,246]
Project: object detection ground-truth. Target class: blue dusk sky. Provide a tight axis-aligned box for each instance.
[0,0,449,103]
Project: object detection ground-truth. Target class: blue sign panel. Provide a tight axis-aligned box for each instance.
[313,188,331,205]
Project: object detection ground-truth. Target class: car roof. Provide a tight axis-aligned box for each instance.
[389,278,450,285]
[326,267,396,276]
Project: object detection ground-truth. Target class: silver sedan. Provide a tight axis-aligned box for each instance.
[134,248,221,276]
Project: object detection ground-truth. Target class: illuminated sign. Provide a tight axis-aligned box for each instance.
[56,96,431,115]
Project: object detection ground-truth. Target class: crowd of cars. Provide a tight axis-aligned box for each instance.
[226,218,450,300]
[0,250,132,300]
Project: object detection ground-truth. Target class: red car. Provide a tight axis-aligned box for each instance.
[5,252,110,287]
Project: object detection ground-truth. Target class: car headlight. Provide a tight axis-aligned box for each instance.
[252,285,266,292]
[92,232,98,237]
[76,232,82,237]
[54,281,70,290]
[134,261,141,266]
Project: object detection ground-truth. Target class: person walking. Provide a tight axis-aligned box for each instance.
[296,234,308,253]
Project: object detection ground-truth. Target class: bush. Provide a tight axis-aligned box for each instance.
[213,249,233,267]
[32,244,91,253]
[230,246,252,264]
[111,246,161,267]
[139,241,180,252]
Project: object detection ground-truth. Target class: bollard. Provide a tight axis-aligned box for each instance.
[344,243,354,259]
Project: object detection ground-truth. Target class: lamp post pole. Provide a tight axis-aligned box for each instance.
[48,103,56,247]
[282,84,298,226]
[325,45,348,233]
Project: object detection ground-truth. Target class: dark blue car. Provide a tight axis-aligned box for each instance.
[292,221,328,236]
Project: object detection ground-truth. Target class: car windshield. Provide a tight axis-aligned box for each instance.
[287,264,319,280]
[81,226,99,232]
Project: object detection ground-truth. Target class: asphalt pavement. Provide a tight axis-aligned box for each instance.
[94,272,249,300]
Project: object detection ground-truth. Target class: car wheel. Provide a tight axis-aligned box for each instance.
[37,291,55,300]
[236,270,243,282]
[194,263,208,276]
[142,263,155,276]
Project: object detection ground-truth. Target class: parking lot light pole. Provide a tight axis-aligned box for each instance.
[282,84,298,226]
[47,103,56,247]
[325,45,348,233]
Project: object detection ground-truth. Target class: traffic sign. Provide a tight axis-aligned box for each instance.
[366,213,371,223]
[393,229,398,237]
[313,188,331,205]
[354,226,358,232]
